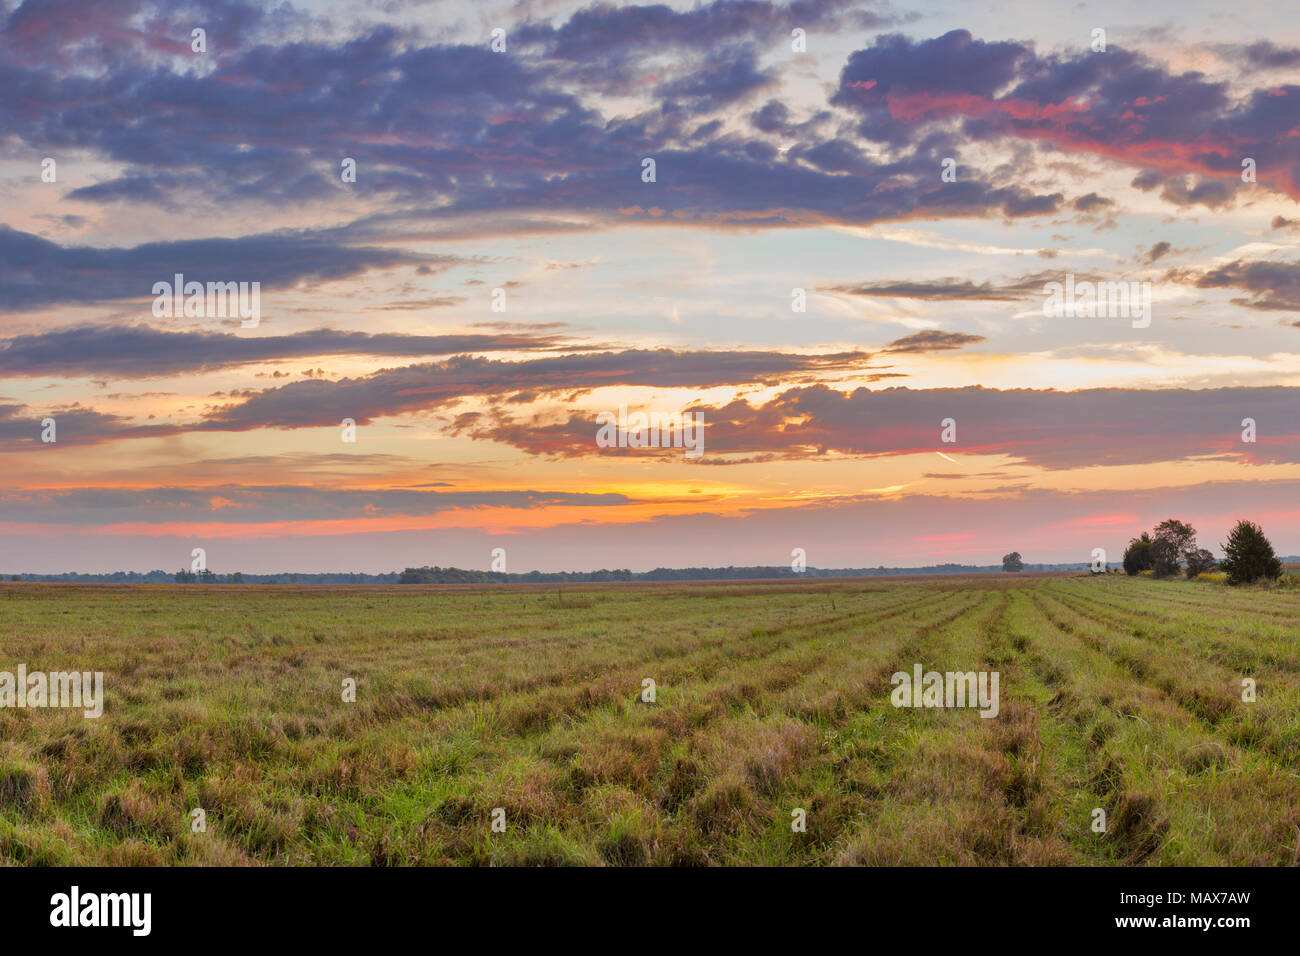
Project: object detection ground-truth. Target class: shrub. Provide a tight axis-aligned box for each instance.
[1184,549,1217,579]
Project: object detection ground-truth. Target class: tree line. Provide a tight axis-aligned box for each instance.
[1122,518,1284,584]
[396,562,1094,584]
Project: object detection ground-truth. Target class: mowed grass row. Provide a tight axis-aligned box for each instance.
[0,576,1297,865]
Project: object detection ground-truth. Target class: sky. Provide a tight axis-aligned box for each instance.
[1,0,1299,574]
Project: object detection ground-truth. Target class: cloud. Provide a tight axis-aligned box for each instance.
[456,384,1300,469]
[194,348,878,431]
[833,29,1300,204]
[0,401,176,445]
[515,0,900,63]
[0,484,637,526]
[1238,41,1300,71]
[1176,259,1300,311]
[830,277,1032,301]
[0,325,589,378]
[0,227,449,312]
[1073,193,1115,213]
[0,13,1068,235]
[5,10,1298,244]
[882,330,986,352]
[1142,241,1172,263]
[828,271,1100,303]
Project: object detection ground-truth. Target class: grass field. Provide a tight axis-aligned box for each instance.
[1,574,1299,866]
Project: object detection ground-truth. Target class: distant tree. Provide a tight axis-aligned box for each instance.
[174,568,196,583]
[199,568,216,584]
[1122,533,1154,575]
[1219,520,1284,585]
[230,571,244,583]
[1150,519,1197,578]
[8,574,19,581]
[1001,552,1024,572]
[1184,549,1217,578]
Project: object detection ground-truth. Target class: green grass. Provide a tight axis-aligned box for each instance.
[0,574,1297,865]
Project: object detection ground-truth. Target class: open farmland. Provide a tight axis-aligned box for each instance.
[1,574,1298,866]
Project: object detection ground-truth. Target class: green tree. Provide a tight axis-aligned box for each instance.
[1122,533,1154,575]
[1001,552,1024,572]
[1219,520,1283,585]
[1151,519,1196,578]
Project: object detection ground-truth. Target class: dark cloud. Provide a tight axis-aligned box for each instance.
[0,227,449,312]
[194,348,878,431]
[0,326,589,378]
[833,30,1300,205]
[656,48,778,108]
[1155,175,1236,209]
[883,331,986,353]
[0,11,1068,238]
[0,401,176,445]
[456,384,1300,469]
[1131,169,1164,191]
[1143,241,1172,263]
[831,278,1027,301]
[1239,41,1300,71]
[835,29,1028,106]
[515,0,895,62]
[829,271,1076,302]
[1177,259,1300,311]
[1073,193,1115,212]
[1,7,1296,250]
[0,0,278,72]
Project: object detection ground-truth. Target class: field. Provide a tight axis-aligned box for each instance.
[1,574,1299,866]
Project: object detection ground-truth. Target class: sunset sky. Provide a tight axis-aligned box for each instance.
[2,0,1299,573]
